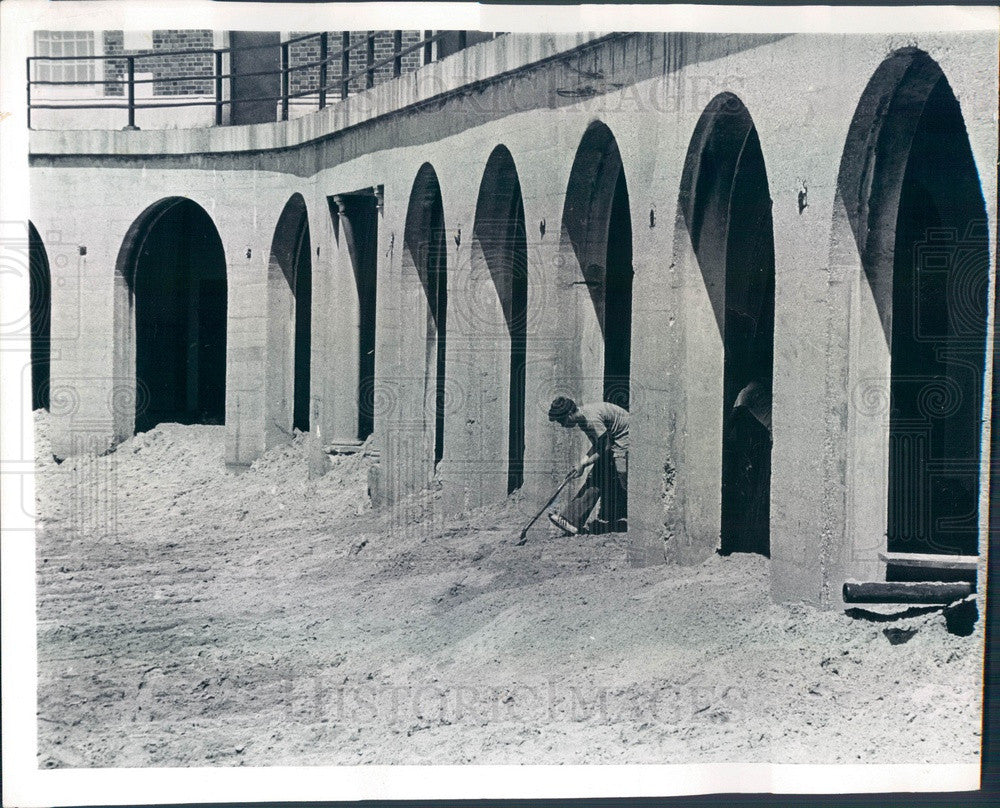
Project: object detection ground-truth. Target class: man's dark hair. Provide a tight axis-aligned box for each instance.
[548,396,577,421]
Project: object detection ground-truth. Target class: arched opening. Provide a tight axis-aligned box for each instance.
[471,145,528,494]
[562,120,634,410]
[266,194,312,446]
[118,198,227,434]
[559,121,633,528]
[331,191,379,442]
[28,222,51,411]
[838,50,988,571]
[403,164,448,467]
[679,93,775,556]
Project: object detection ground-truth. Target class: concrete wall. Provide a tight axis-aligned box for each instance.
[28,31,998,606]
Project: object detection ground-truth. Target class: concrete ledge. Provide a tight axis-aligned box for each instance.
[29,33,611,158]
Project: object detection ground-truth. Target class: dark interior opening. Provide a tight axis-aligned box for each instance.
[292,220,312,433]
[404,166,450,471]
[886,75,987,570]
[473,146,529,494]
[603,170,633,410]
[427,190,448,467]
[563,123,634,529]
[28,223,51,411]
[132,200,226,433]
[341,195,379,441]
[719,125,775,558]
[681,95,775,557]
[507,192,528,493]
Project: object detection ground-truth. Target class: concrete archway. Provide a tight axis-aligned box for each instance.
[471,145,528,494]
[28,222,51,411]
[265,193,312,447]
[115,197,227,436]
[561,120,634,411]
[403,163,449,469]
[837,49,988,568]
[678,93,775,557]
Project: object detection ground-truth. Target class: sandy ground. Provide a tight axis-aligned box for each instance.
[34,412,984,767]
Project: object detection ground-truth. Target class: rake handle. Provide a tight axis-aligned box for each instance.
[517,470,577,543]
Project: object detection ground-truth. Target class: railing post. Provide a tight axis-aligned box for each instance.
[214,50,223,126]
[366,31,375,89]
[423,30,433,65]
[124,55,138,130]
[341,32,350,100]
[392,30,402,78]
[25,57,32,130]
[280,40,290,121]
[318,32,328,109]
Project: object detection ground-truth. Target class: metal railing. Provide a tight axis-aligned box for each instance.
[27,30,497,130]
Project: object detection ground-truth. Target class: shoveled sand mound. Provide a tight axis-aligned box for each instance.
[34,412,983,767]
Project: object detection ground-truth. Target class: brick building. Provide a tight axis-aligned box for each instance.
[29,29,476,128]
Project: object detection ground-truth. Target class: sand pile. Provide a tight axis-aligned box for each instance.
[33,412,983,767]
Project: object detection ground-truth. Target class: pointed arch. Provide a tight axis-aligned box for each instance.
[403,163,449,467]
[471,144,529,493]
[265,193,312,447]
[561,120,634,411]
[837,49,989,564]
[678,92,776,556]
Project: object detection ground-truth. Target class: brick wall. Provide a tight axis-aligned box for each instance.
[104,30,214,97]
[287,31,423,98]
[101,29,447,102]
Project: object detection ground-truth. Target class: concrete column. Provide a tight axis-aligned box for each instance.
[327,194,362,444]
[263,222,297,452]
[48,224,119,459]
[614,111,678,567]
[376,168,436,505]
[436,162,502,514]
[306,187,336,477]
[223,218,269,467]
[518,164,594,510]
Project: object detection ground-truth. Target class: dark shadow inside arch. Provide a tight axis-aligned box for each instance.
[839,49,988,564]
[28,222,51,411]
[126,199,227,433]
[680,92,775,557]
[270,194,313,434]
[332,192,379,441]
[404,164,448,466]
[292,223,312,433]
[561,121,633,528]
[473,145,528,493]
[562,121,633,412]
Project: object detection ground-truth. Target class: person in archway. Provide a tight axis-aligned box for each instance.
[546,396,629,535]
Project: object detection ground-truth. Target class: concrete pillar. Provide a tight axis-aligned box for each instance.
[223,216,269,467]
[613,107,677,568]
[306,186,337,477]
[375,165,438,505]
[48,223,119,459]
[262,199,299,452]
[436,151,504,514]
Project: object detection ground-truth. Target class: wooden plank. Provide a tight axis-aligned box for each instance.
[324,441,364,455]
[843,580,972,604]
[879,552,979,571]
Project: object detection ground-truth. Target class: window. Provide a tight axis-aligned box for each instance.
[34,31,96,83]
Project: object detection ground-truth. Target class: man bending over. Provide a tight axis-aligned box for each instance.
[546,396,629,535]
